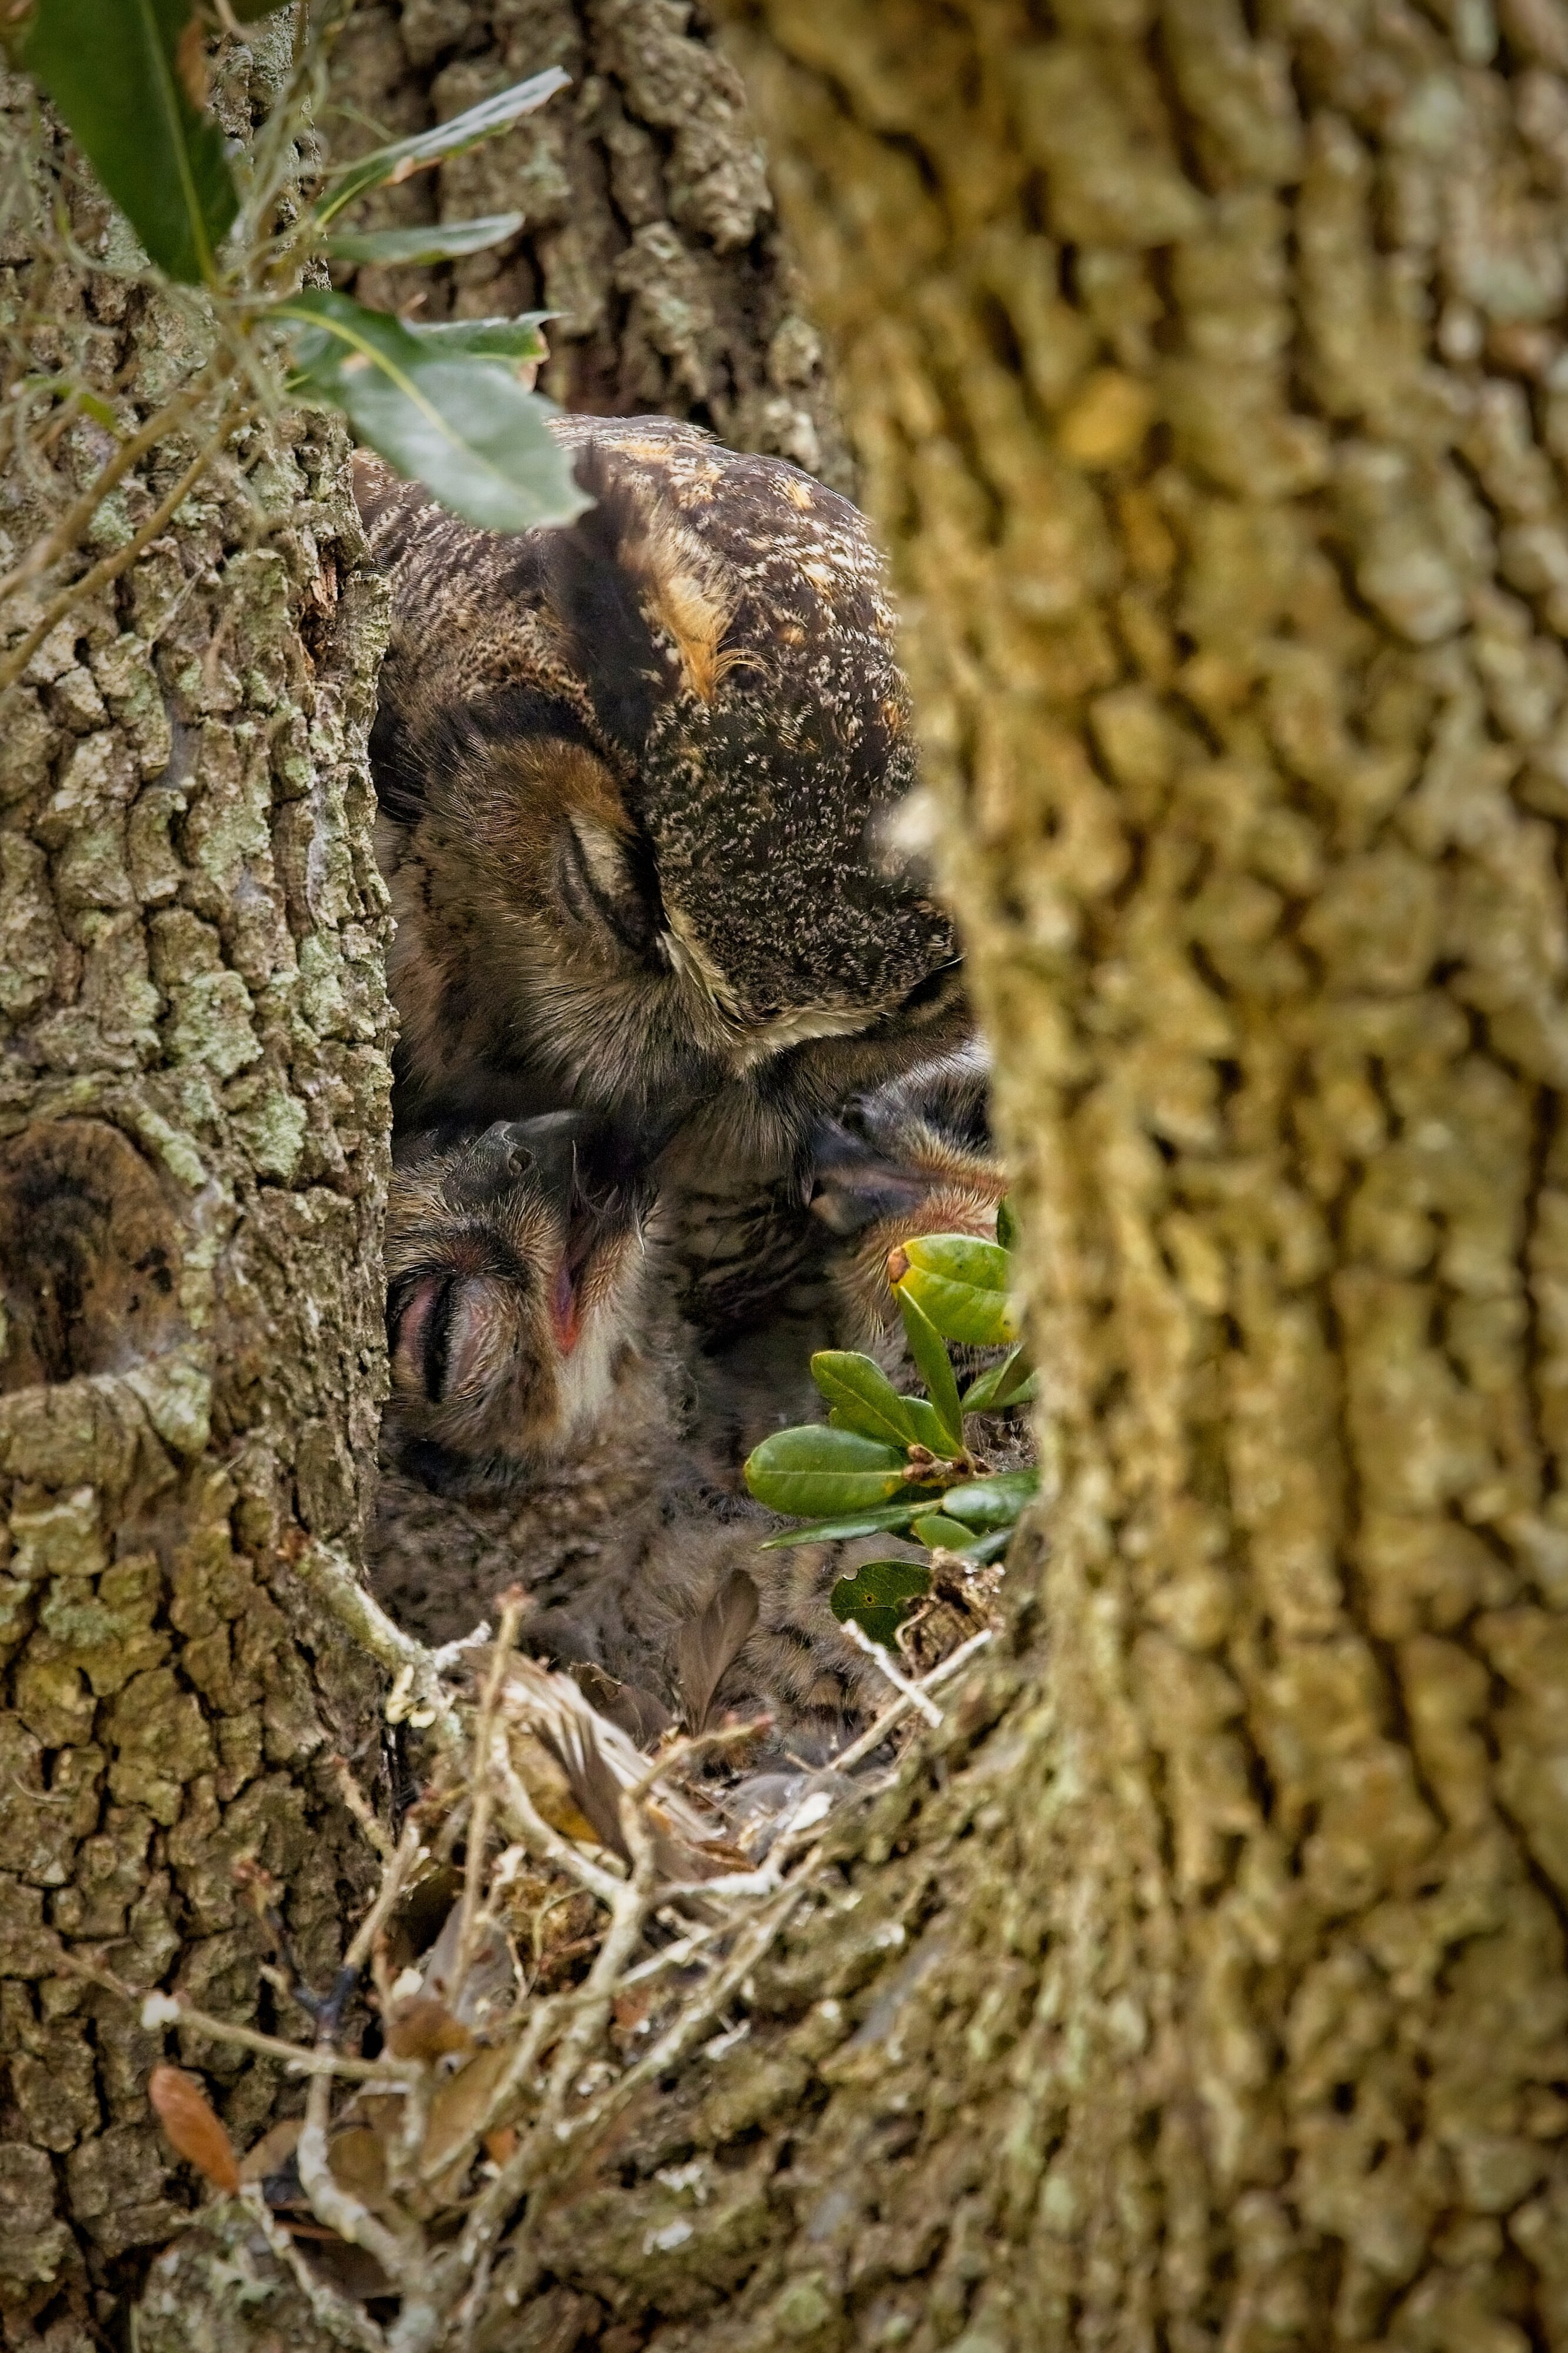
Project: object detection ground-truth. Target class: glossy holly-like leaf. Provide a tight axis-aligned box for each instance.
[996,1194,1019,1252]
[758,1501,925,1552]
[324,212,526,266]
[893,1234,1018,1348]
[405,313,552,362]
[280,289,589,535]
[910,1512,974,1549]
[900,1395,956,1455]
[24,0,237,284]
[959,1525,1015,1565]
[744,1424,908,1521]
[317,67,569,224]
[960,1344,1036,1414]
[830,1558,931,1648]
[939,1469,1040,1529]
[826,1397,958,1454]
[811,1351,926,1449]
[914,1517,1015,1565]
[898,1286,965,1449]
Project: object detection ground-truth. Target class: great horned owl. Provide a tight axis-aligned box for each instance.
[355,416,968,1189]
[371,1066,1021,1754]
[384,1111,654,1466]
[361,416,1017,1750]
[806,1039,1005,1355]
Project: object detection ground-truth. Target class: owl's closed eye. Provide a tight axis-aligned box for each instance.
[384,1112,656,1468]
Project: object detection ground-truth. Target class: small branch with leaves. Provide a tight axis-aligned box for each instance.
[744,1208,1039,1652]
[2,0,589,689]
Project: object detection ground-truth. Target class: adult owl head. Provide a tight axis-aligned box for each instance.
[357,416,963,1162]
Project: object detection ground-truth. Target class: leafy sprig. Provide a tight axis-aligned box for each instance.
[9,0,582,539]
[743,1217,1038,1650]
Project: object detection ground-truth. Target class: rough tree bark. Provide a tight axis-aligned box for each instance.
[326,0,851,486]
[308,3,1568,2344]
[0,39,393,2339]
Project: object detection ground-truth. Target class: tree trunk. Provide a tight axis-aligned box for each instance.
[0,45,392,2337]
[325,3,1568,2343]
[326,0,852,487]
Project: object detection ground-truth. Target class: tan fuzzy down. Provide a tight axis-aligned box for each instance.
[371,1051,1023,1759]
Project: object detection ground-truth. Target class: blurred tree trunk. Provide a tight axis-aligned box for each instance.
[0,41,392,2338]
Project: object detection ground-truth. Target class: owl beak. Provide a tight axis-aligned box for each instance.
[501,1113,653,1358]
[550,1254,582,1355]
[803,1116,929,1236]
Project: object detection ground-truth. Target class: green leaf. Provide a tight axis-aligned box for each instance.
[898,1287,964,1449]
[280,290,589,535]
[758,1502,924,1551]
[810,1352,926,1449]
[405,313,553,362]
[24,0,237,284]
[830,1558,930,1648]
[317,67,570,224]
[895,1234,1019,1348]
[996,1195,1019,1252]
[960,1345,1036,1414]
[324,212,526,267]
[902,1395,959,1455]
[744,1424,909,1521]
[825,1395,953,1453]
[939,1470,1040,1529]
[913,1516,1015,1564]
[910,1512,973,1549]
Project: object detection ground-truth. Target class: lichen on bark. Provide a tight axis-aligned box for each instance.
[0,57,393,2333]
